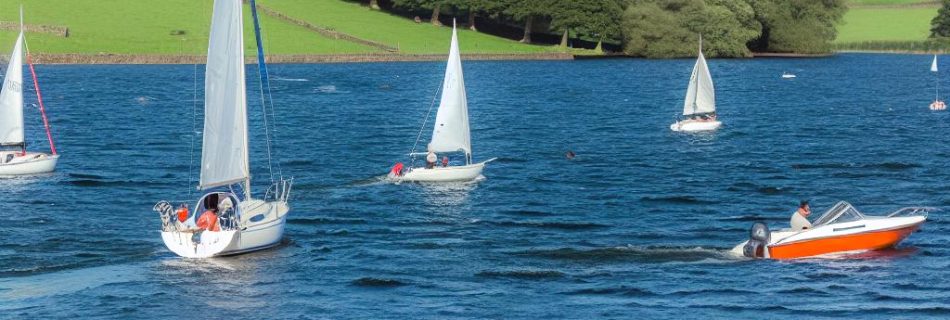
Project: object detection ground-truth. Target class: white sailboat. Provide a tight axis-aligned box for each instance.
[0,7,59,176]
[930,55,946,111]
[153,0,292,258]
[670,36,721,132]
[389,20,494,182]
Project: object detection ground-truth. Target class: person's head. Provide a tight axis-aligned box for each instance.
[799,200,810,213]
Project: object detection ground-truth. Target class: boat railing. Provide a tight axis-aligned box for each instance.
[264,177,294,202]
[887,207,936,218]
[154,200,176,232]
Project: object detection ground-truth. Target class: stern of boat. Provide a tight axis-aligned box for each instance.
[0,152,58,176]
[671,120,722,132]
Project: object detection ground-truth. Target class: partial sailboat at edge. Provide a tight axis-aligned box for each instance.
[0,7,59,176]
[389,20,495,183]
[670,36,721,132]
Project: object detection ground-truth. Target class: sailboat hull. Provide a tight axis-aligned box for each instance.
[391,161,487,182]
[160,199,289,258]
[0,152,58,176]
[670,120,721,132]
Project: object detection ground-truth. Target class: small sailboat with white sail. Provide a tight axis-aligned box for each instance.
[929,55,946,111]
[388,20,494,182]
[670,36,721,132]
[0,7,59,176]
[153,0,292,258]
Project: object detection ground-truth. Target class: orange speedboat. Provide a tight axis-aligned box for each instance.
[735,202,930,260]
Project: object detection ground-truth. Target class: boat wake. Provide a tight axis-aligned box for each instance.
[513,245,744,264]
[272,76,309,82]
[0,263,147,302]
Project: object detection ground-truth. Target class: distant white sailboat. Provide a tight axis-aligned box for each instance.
[781,72,796,79]
[930,55,946,111]
[0,7,59,176]
[153,0,292,258]
[388,20,494,182]
[671,36,721,132]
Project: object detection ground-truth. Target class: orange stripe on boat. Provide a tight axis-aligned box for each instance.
[768,224,921,259]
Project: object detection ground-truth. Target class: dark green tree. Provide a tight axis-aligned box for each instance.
[622,0,759,58]
[393,0,448,26]
[931,0,950,37]
[447,0,502,31]
[747,0,846,53]
[548,0,623,49]
[503,0,552,43]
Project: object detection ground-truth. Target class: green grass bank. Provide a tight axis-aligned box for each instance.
[0,0,575,63]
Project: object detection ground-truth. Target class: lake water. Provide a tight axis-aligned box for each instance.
[1,53,949,319]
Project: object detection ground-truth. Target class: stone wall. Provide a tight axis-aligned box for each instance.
[0,22,68,37]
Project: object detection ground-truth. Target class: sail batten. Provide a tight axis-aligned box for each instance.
[199,0,250,191]
[0,32,24,146]
[682,48,715,116]
[428,22,472,156]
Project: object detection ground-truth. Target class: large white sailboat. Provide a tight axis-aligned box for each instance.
[389,21,494,182]
[0,8,59,176]
[153,0,292,258]
[670,36,721,132]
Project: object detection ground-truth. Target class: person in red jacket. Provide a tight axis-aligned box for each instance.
[196,208,220,232]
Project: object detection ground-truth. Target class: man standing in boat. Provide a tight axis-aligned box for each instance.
[791,200,812,230]
[426,150,437,169]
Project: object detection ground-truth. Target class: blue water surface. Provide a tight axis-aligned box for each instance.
[1,53,949,319]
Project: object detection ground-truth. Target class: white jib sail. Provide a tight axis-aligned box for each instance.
[0,31,24,146]
[428,21,472,156]
[199,0,250,190]
[932,55,938,72]
[682,42,715,116]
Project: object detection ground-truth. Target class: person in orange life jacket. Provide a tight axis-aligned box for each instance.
[176,204,189,223]
[197,207,220,232]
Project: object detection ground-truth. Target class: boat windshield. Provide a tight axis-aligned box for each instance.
[812,201,866,227]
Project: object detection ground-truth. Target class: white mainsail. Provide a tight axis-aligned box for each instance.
[0,31,24,146]
[682,39,715,116]
[428,22,472,156]
[199,0,250,192]
[932,55,938,72]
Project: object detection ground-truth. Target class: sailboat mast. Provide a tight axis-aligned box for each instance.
[693,35,703,114]
[249,0,277,187]
[21,7,56,155]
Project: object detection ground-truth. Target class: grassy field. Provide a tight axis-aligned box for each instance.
[0,0,380,55]
[0,0,567,57]
[836,7,938,43]
[849,0,937,5]
[255,0,556,54]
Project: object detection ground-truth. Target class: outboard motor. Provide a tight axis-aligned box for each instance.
[742,222,771,258]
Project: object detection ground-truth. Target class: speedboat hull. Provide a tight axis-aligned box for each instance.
[0,152,58,176]
[768,221,922,259]
[159,199,289,258]
[670,120,721,132]
[391,161,487,182]
[735,215,926,260]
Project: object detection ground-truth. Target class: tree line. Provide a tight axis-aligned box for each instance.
[364,0,847,58]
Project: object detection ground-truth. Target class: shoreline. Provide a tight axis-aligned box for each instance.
[29,53,575,64]
[22,51,935,64]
